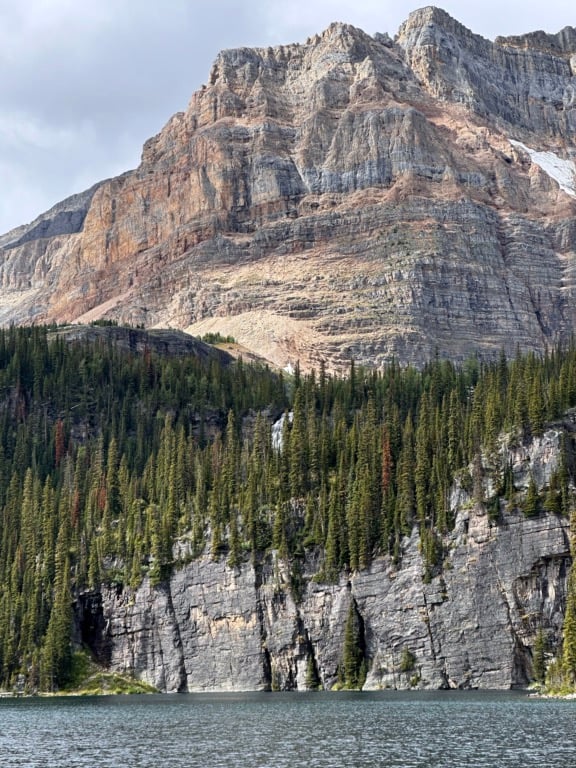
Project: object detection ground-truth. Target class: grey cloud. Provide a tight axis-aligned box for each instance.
[0,0,574,233]
[0,0,267,231]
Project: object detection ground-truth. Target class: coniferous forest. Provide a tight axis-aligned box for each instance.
[0,324,576,692]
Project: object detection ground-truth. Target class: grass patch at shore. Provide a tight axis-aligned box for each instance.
[60,652,158,696]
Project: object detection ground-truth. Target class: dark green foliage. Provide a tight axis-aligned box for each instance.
[90,319,118,327]
[305,650,321,690]
[0,325,287,690]
[0,325,576,692]
[523,475,540,518]
[563,574,576,685]
[342,600,367,689]
[399,647,417,674]
[543,469,563,515]
[487,494,501,523]
[200,333,236,345]
[562,509,576,685]
[532,627,547,684]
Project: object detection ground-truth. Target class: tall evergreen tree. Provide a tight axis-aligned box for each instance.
[342,600,366,689]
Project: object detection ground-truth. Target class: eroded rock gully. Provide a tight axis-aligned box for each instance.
[79,428,573,692]
[80,506,568,692]
[1,9,575,371]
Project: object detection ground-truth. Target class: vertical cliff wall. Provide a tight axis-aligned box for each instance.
[79,428,572,691]
[1,10,575,370]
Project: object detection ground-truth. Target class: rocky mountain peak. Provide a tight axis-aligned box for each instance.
[1,9,576,370]
[398,6,576,140]
[310,20,378,57]
[198,19,396,121]
[496,26,576,56]
[398,5,480,42]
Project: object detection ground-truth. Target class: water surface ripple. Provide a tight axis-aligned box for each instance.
[1,690,574,767]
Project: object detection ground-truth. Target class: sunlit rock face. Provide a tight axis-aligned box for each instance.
[88,427,571,692]
[1,9,576,371]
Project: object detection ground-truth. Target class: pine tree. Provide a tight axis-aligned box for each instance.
[523,475,540,518]
[415,394,431,526]
[272,501,288,558]
[563,571,576,685]
[562,507,576,685]
[324,484,341,579]
[395,415,416,537]
[305,651,321,690]
[533,627,547,684]
[40,515,73,691]
[289,390,307,498]
[543,470,562,515]
[342,600,366,689]
[227,511,241,569]
[528,373,545,437]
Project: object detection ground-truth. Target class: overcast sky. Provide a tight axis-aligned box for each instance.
[0,0,574,234]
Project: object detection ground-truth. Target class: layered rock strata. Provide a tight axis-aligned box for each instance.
[78,427,573,691]
[1,9,575,369]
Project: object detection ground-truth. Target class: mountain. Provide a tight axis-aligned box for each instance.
[1,7,575,370]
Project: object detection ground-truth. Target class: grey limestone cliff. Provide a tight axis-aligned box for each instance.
[397,7,576,135]
[0,182,104,252]
[78,427,573,692]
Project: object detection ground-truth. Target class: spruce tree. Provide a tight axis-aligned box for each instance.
[523,475,540,518]
[562,572,576,685]
[533,627,547,684]
[395,415,416,537]
[305,651,321,690]
[342,600,366,689]
[563,507,576,685]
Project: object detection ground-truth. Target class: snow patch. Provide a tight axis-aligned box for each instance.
[509,139,576,198]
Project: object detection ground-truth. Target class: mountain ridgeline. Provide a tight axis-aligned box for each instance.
[0,8,575,370]
[2,7,576,695]
[0,325,575,692]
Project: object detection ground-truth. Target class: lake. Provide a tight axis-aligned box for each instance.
[0,690,575,767]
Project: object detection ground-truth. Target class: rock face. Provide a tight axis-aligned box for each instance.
[51,324,234,364]
[398,7,576,136]
[78,428,573,691]
[1,9,576,370]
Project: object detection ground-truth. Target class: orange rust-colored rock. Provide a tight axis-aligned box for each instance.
[1,10,576,370]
